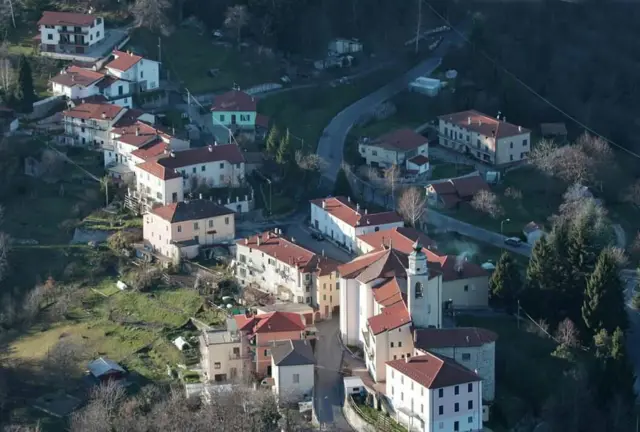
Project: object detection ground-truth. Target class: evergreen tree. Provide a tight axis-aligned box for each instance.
[334,168,353,198]
[265,125,280,155]
[523,236,557,320]
[489,252,521,313]
[582,249,627,339]
[592,328,636,408]
[276,129,291,165]
[14,55,35,113]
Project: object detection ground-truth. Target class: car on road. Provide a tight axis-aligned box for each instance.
[311,231,325,241]
[504,237,523,247]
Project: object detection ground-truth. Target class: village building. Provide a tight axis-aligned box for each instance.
[37,11,104,55]
[358,128,429,174]
[62,101,127,147]
[51,66,133,107]
[425,175,490,209]
[210,90,270,144]
[200,317,251,383]
[271,339,315,403]
[104,50,160,92]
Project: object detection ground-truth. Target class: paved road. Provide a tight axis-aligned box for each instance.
[314,317,352,430]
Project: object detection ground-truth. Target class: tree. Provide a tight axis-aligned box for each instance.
[582,249,627,339]
[334,168,354,198]
[44,339,86,388]
[382,164,400,208]
[265,125,280,155]
[489,252,521,313]
[622,179,640,207]
[555,318,580,348]
[131,0,172,36]
[470,189,503,219]
[592,328,636,409]
[14,56,34,113]
[225,5,250,48]
[523,236,561,321]
[275,129,291,165]
[397,187,426,227]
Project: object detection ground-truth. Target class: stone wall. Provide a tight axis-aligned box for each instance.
[343,395,377,432]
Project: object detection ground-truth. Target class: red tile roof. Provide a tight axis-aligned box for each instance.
[428,175,490,209]
[438,110,530,139]
[137,144,245,180]
[51,66,105,88]
[106,50,143,72]
[372,277,405,307]
[70,95,108,105]
[237,231,318,272]
[368,301,411,335]
[234,311,305,335]
[38,11,97,26]
[435,255,488,282]
[413,327,498,351]
[408,154,430,166]
[130,139,169,161]
[151,199,234,223]
[338,248,409,283]
[63,102,124,121]
[310,196,403,228]
[256,114,270,129]
[211,90,257,112]
[370,128,428,152]
[387,352,481,389]
[314,256,342,277]
[112,121,161,147]
[357,227,437,255]
[95,75,119,90]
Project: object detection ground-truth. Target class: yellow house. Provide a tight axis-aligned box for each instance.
[314,256,341,319]
[437,110,531,166]
[143,198,236,260]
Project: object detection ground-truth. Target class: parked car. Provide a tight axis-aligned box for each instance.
[504,237,523,247]
[311,232,325,241]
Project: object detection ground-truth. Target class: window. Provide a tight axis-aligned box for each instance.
[400,392,403,401]
[476,138,481,147]
[156,192,162,200]
[194,222,199,230]
[468,383,473,392]
[219,174,224,182]
[214,362,221,369]
[225,217,230,225]
[438,405,443,415]
[438,388,443,398]
[177,225,182,233]
[464,285,469,292]
[400,376,404,384]
[336,282,340,290]
[439,423,444,430]
[399,328,401,332]
[454,421,459,431]
[140,71,144,79]
[264,349,270,356]
[510,142,513,149]
[390,342,394,348]
[323,295,326,301]
[454,403,459,412]
[201,165,206,172]
[462,353,471,361]
[192,167,196,174]
[454,385,459,395]
[293,374,300,383]
[81,127,85,133]
[444,127,448,136]
[220,162,225,169]
[415,282,423,299]
[47,34,53,40]
[411,382,413,390]
[393,355,397,360]
[468,400,473,409]
[523,139,528,146]
[468,416,473,423]
[391,386,394,395]
[220,115,225,122]
[118,85,123,95]
[420,404,424,413]
[374,227,380,232]
[372,150,378,156]
[476,151,480,157]
[398,341,402,347]
[510,154,514,161]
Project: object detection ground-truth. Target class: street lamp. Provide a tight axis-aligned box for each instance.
[500,218,511,235]
[254,170,272,216]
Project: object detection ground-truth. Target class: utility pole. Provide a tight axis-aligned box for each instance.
[415,0,422,54]
[103,177,109,208]
[517,300,521,329]
[7,0,16,28]
[158,36,162,63]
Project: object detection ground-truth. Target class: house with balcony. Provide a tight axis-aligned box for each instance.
[200,318,252,383]
[143,198,235,260]
[437,110,531,166]
[425,175,490,210]
[358,128,429,174]
[386,353,483,432]
[233,311,306,376]
[51,66,133,108]
[37,11,104,55]
[357,227,490,309]
[210,90,270,144]
[105,50,160,92]
[133,143,245,209]
[62,101,127,147]
[310,196,404,253]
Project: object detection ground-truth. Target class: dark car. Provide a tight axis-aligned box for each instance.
[504,237,523,247]
[311,231,325,241]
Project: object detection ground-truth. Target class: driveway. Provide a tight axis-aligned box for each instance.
[314,317,352,430]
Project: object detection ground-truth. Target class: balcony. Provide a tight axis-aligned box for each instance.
[58,28,89,35]
[229,351,253,360]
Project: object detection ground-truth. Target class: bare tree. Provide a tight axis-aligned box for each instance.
[622,179,640,207]
[397,187,426,227]
[130,0,173,36]
[44,339,86,388]
[0,230,9,282]
[0,43,14,90]
[20,285,44,326]
[555,318,580,347]
[504,187,522,201]
[470,189,503,219]
[294,151,326,172]
[383,164,400,208]
[225,5,250,48]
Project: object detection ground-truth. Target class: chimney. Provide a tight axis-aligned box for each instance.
[356,203,360,213]
[467,116,471,125]
[101,113,106,119]
[135,127,140,136]
[199,193,203,199]
[170,152,176,158]
[503,116,507,123]
[466,335,470,344]
[244,238,248,245]
[163,149,168,155]
[347,196,351,202]
[364,209,368,215]
[322,249,325,257]
[291,237,295,243]
[322,200,326,209]
[208,145,213,152]
[405,356,410,363]
[257,237,261,246]
[214,141,218,146]
[518,125,522,132]
[478,120,482,126]
[71,75,75,82]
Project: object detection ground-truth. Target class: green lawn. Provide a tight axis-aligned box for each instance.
[456,315,572,428]
[130,28,281,93]
[430,162,475,180]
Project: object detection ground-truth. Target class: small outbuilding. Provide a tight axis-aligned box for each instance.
[540,122,568,142]
[88,357,126,381]
[523,221,544,245]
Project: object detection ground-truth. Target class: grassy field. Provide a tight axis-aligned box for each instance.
[430,162,475,180]
[456,315,571,428]
[130,28,281,94]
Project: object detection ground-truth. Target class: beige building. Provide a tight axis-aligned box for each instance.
[143,198,235,260]
[438,110,531,166]
[200,318,252,383]
[358,128,429,171]
[413,327,498,401]
[316,256,341,319]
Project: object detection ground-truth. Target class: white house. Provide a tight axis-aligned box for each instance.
[105,50,160,92]
[271,339,315,403]
[358,128,429,171]
[133,143,246,207]
[309,196,404,253]
[37,11,104,55]
[386,352,483,432]
[62,102,127,147]
[51,66,133,108]
[338,242,443,383]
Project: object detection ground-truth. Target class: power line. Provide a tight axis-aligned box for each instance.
[421,0,640,161]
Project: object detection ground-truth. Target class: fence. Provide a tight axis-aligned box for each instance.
[344,395,405,432]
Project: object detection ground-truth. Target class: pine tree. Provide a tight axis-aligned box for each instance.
[334,168,353,198]
[14,55,35,113]
[582,249,627,339]
[489,252,521,313]
[265,125,280,155]
[276,129,291,165]
[523,236,556,319]
[592,328,636,408]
